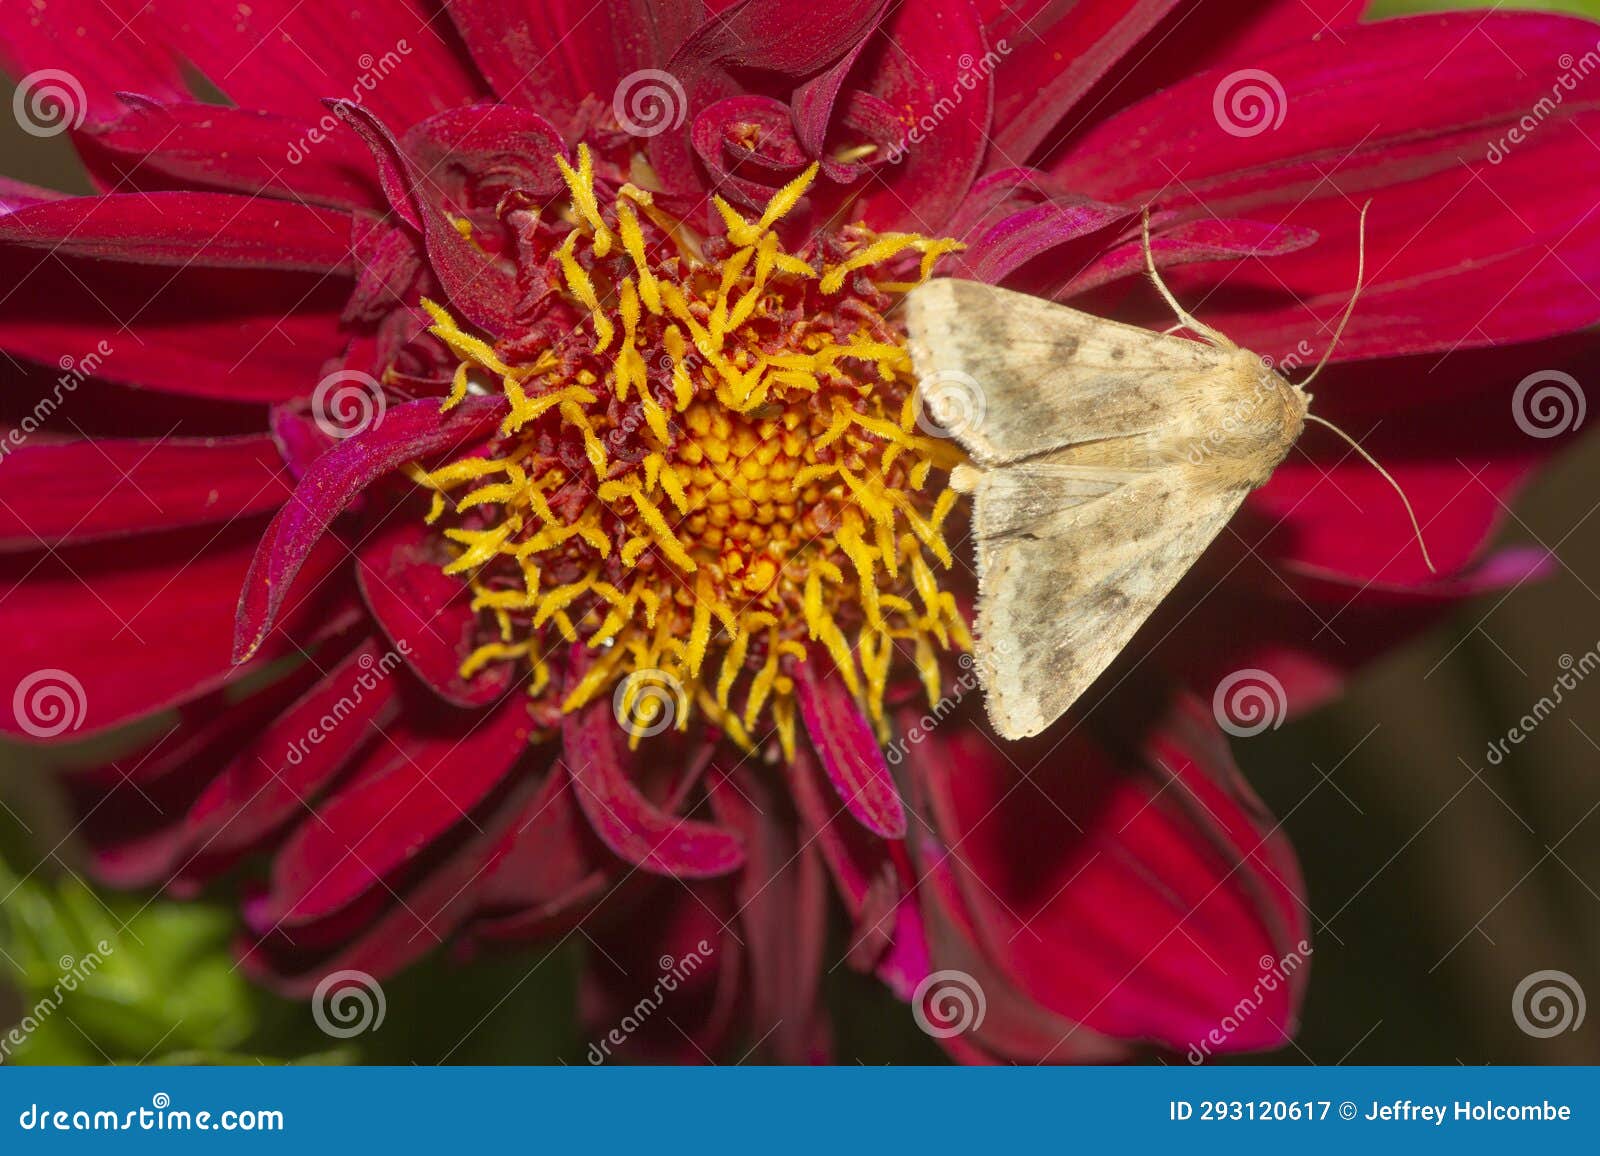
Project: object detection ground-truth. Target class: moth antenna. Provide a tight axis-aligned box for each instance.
[1303,413,1437,574]
[1142,208,1234,350]
[1298,199,1371,390]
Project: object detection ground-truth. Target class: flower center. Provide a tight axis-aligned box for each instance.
[412,147,970,755]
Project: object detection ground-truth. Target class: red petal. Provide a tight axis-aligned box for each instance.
[561,696,745,879]
[0,0,184,124]
[0,435,292,551]
[257,700,535,927]
[70,672,323,887]
[445,1,700,127]
[795,656,907,838]
[356,517,515,708]
[984,0,1180,165]
[907,807,1131,1063]
[854,0,989,232]
[182,638,403,863]
[0,524,354,740]
[784,745,928,998]
[0,255,349,402]
[957,196,1128,284]
[909,697,1310,1053]
[142,0,485,127]
[241,767,546,995]
[469,766,611,927]
[1243,339,1588,586]
[232,395,506,663]
[707,766,831,1062]
[0,192,355,272]
[1052,13,1600,357]
[1157,545,1555,724]
[88,99,380,210]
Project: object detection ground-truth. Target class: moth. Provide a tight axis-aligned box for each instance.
[904,211,1429,740]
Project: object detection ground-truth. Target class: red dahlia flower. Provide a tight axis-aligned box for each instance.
[1,0,1596,1063]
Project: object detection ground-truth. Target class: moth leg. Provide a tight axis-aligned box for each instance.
[1141,209,1235,351]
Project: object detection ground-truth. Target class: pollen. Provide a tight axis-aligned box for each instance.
[413,147,969,754]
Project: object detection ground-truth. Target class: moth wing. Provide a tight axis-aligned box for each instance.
[968,460,1249,740]
[903,278,1233,466]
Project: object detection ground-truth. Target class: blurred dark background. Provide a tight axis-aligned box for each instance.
[2,0,1597,1064]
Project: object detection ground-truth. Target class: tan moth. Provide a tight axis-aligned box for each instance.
[904,210,1431,740]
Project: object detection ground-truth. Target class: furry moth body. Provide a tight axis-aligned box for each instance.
[903,278,1309,740]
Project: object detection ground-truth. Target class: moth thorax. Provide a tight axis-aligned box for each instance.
[1202,350,1308,488]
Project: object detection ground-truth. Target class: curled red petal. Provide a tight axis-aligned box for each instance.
[561,695,745,879]
[242,766,546,996]
[331,99,519,335]
[795,656,907,838]
[356,517,516,708]
[232,395,506,663]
